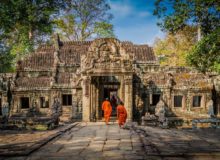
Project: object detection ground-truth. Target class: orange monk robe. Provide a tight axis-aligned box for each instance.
[117,105,127,126]
[102,100,112,124]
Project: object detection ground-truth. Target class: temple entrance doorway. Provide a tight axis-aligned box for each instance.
[90,76,121,120]
[83,74,133,122]
[103,87,119,117]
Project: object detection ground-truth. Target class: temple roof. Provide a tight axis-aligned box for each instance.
[15,77,52,89]
[145,72,213,90]
[18,38,156,71]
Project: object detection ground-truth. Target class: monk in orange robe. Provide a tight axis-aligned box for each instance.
[117,102,127,127]
[102,98,112,125]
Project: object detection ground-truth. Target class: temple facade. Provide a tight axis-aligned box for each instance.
[0,38,220,125]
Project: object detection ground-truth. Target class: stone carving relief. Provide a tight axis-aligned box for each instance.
[155,99,169,128]
[50,98,62,117]
[81,39,133,73]
[124,75,133,85]
[166,73,175,88]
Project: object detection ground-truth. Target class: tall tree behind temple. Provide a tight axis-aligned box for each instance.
[154,0,220,36]
[154,0,220,73]
[153,26,197,66]
[0,0,69,72]
[54,0,114,41]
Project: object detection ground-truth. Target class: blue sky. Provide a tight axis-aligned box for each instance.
[109,0,165,45]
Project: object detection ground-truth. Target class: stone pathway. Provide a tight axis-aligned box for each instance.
[1,122,220,160]
[25,122,145,160]
[0,123,78,157]
[138,126,220,160]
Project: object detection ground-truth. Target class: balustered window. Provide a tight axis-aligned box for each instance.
[40,97,49,108]
[193,96,202,107]
[174,96,183,107]
[20,97,30,109]
[62,94,72,106]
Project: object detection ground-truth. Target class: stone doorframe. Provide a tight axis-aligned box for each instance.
[82,73,133,122]
[80,38,134,122]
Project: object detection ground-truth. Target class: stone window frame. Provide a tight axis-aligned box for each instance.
[40,97,49,108]
[190,94,205,110]
[20,97,30,109]
[173,95,183,108]
[62,94,72,106]
[192,95,203,108]
[172,94,186,110]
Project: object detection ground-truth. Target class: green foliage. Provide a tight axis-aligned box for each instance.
[187,28,220,73]
[154,0,220,35]
[154,0,220,73]
[0,0,68,72]
[154,26,197,66]
[0,0,114,72]
[0,46,15,73]
[54,15,76,41]
[54,0,115,41]
[94,22,114,38]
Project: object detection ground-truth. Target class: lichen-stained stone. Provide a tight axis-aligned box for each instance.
[1,37,219,127]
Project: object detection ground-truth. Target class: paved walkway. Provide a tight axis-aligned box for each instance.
[2,122,220,160]
[139,126,220,160]
[27,122,145,160]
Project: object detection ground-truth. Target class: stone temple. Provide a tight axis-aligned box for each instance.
[0,37,220,127]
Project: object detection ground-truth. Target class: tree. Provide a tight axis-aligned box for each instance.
[154,0,220,35]
[54,0,114,41]
[154,0,220,73]
[154,26,197,66]
[0,0,68,72]
[0,47,14,73]
[187,28,220,73]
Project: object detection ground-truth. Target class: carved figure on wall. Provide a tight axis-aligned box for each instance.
[50,98,62,117]
[1,102,9,124]
[2,102,9,118]
[155,101,166,121]
[2,75,8,91]
[155,99,168,128]
[207,100,215,118]
[135,95,144,116]
[98,45,111,63]
[166,73,175,88]
[9,77,15,90]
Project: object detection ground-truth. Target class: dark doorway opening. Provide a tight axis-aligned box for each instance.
[0,98,2,115]
[103,88,118,117]
[20,97,30,109]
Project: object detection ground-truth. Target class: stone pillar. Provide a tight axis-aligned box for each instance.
[182,95,187,111]
[72,89,77,118]
[82,76,91,121]
[99,85,104,119]
[119,76,124,101]
[95,85,99,119]
[143,92,148,113]
[124,75,133,121]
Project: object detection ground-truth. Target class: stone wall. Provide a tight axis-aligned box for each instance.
[1,38,219,126]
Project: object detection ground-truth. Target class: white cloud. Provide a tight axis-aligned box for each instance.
[110,1,133,17]
[109,1,150,18]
